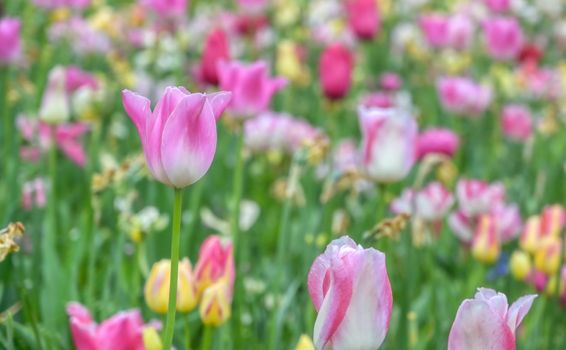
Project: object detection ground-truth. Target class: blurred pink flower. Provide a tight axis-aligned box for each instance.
[379,72,402,91]
[358,105,417,183]
[360,91,394,109]
[67,302,159,350]
[416,128,460,159]
[540,204,566,236]
[456,179,505,217]
[448,288,536,349]
[0,17,21,64]
[218,60,287,118]
[419,14,448,48]
[483,16,524,60]
[65,66,99,93]
[345,0,380,41]
[391,183,454,222]
[201,28,230,86]
[16,115,90,167]
[484,0,510,13]
[194,235,235,299]
[49,17,111,56]
[437,76,492,116]
[122,87,231,188]
[22,178,47,211]
[491,203,523,242]
[446,14,474,50]
[449,209,476,242]
[471,215,500,263]
[319,43,354,100]
[141,0,187,17]
[308,236,392,350]
[501,104,533,141]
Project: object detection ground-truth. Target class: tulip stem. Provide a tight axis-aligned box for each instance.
[200,326,213,350]
[163,188,184,350]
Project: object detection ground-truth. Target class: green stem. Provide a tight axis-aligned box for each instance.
[185,315,191,350]
[200,326,213,350]
[163,188,184,350]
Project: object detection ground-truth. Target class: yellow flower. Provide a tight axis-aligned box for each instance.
[276,40,310,86]
[471,216,500,264]
[295,334,315,350]
[199,278,232,327]
[509,250,531,281]
[520,216,542,254]
[143,327,163,350]
[144,259,198,314]
[534,237,562,275]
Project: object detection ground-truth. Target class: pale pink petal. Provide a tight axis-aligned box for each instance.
[208,91,232,120]
[506,294,537,334]
[122,90,151,149]
[97,310,145,350]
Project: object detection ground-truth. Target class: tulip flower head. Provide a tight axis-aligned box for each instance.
[122,87,231,188]
[199,277,232,326]
[308,236,392,350]
[416,128,460,160]
[501,104,533,142]
[201,28,230,86]
[141,0,187,17]
[471,215,500,264]
[483,17,524,60]
[358,105,418,183]
[319,43,354,100]
[144,258,198,314]
[0,17,22,64]
[448,288,536,349]
[509,250,532,281]
[345,0,380,41]
[195,235,235,299]
[437,76,493,116]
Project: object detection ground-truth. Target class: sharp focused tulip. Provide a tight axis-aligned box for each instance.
[448,288,536,350]
[195,235,235,299]
[201,28,230,85]
[471,215,500,264]
[67,302,159,350]
[358,105,417,183]
[217,60,287,118]
[308,236,392,350]
[483,17,524,60]
[144,259,198,314]
[199,277,232,326]
[319,43,354,100]
[122,87,231,188]
[416,128,460,159]
[501,104,533,141]
[0,17,21,64]
[345,0,380,41]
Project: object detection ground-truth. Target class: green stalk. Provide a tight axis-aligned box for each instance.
[185,315,192,350]
[230,131,245,348]
[163,188,184,349]
[200,326,213,350]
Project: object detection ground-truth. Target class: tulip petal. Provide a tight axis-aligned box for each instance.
[161,94,216,188]
[121,90,150,148]
[448,299,515,350]
[208,91,232,120]
[97,310,145,350]
[506,294,537,334]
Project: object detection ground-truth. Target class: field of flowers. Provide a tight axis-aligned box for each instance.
[1,0,566,349]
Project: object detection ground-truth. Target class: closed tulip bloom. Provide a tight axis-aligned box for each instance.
[218,60,287,118]
[519,216,542,254]
[484,0,510,13]
[448,288,536,350]
[501,104,533,141]
[456,179,505,217]
[415,182,455,222]
[416,128,460,159]
[419,14,448,48]
[195,235,235,298]
[358,105,417,183]
[144,259,198,314]
[122,87,231,188]
[141,0,186,16]
[201,28,230,85]
[345,0,380,41]
[534,237,562,275]
[0,18,21,64]
[540,204,566,237]
[308,236,392,350]
[491,203,522,242]
[379,72,402,91]
[319,43,354,100]
[483,17,524,60]
[510,250,532,281]
[199,277,232,326]
[471,215,500,264]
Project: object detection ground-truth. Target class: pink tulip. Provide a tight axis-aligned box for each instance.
[141,0,186,16]
[419,14,448,48]
[122,87,231,188]
[501,104,533,141]
[437,76,492,116]
[448,288,536,349]
[319,43,354,100]
[448,209,476,242]
[308,236,392,350]
[67,302,159,350]
[416,128,460,159]
[446,14,474,50]
[345,0,380,41]
[416,182,455,222]
[358,105,417,183]
[456,179,505,217]
[491,203,522,242]
[540,204,566,237]
[360,91,394,109]
[218,60,286,118]
[483,17,524,60]
[201,28,230,86]
[194,235,235,298]
[390,188,415,216]
[22,178,47,211]
[65,66,98,93]
[484,0,510,13]
[0,18,21,64]
[379,72,402,91]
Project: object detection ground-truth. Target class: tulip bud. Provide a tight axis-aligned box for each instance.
[345,0,380,41]
[501,104,533,142]
[520,216,541,254]
[199,278,232,326]
[416,128,460,160]
[201,28,230,85]
[483,17,524,60]
[144,259,198,314]
[295,334,315,350]
[534,237,562,275]
[541,204,566,237]
[143,327,163,350]
[319,43,354,101]
[195,235,235,299]
[471,215,500,264]
[448,288,536,349]
[510,250,531,281]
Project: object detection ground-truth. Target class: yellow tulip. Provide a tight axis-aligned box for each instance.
[295,334,315,350]
[199,278,232,327]
[509,250,532,281]
[471,215,500,264]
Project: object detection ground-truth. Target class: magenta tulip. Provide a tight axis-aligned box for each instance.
[201,28,230,86]
[345,0,380,41]
[0,17,21,64]
[501,104,533,141]
[358,105,418,183]
[308,236,392,350]
[319,43,354,100]
[218,60,287,118]
[419,14,448,48]
[483,17,524,60]
[437,76,492,116]
[456,179,505,217]
[122,87,231,188]
[448,288,536,349]
[416,128,460,159]
[140,0,186,16]
[484,0,511,13]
